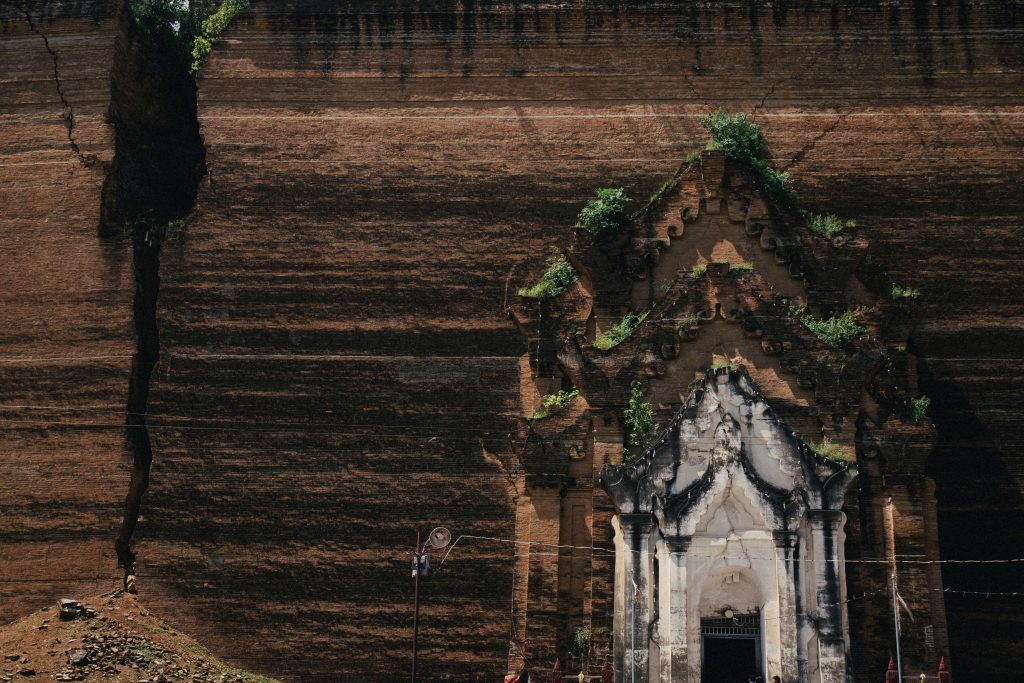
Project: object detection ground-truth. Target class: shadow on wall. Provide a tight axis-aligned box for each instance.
[248,0,1024,80]
[917,344,1024,683]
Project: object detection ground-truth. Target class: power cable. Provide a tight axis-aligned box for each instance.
[434,534,1024,566]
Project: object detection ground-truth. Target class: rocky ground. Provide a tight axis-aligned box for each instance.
[0,593,277,683]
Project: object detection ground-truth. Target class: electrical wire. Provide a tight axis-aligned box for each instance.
[432,534,1024,566]
[936,589,1024,598]
[1,410,1015,448]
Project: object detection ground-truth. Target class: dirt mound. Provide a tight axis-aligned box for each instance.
[0,592,277,683]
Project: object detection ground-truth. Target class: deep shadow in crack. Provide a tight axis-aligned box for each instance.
[100,0,206,592]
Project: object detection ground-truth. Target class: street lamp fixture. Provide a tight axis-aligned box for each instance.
[411,526,452,683]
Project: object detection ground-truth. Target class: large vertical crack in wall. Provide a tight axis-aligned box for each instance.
[101,0,206,590]
[114,225,161,588]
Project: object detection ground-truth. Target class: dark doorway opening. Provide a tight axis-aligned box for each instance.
[701,636,758,683]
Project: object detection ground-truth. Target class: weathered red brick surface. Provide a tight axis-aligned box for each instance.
[0,0,127,619]
[2,2,1022,681]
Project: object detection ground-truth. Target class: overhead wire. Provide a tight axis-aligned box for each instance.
[433,534,1024,566]
[1,407,1019,446]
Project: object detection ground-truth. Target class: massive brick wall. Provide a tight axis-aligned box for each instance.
[0,0,127,617]
[2,1,1022,681]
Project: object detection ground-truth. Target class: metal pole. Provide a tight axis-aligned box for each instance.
[891,571,903,683]
[630,580,636,683]
[412,530,421,683]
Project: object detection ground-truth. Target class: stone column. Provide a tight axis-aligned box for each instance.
[772,531,799,683]
[663,536,691,683]
[616,513,656,683]
[807,510,848,683]
[592,416,625,664]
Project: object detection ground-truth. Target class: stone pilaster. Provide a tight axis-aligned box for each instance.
[616,513,656,683]
[772,531,800,683]
[807,510,848,683]
[663,536,691,683]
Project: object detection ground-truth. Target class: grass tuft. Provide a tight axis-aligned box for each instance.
[729,261,754,274]
[808,437,854,463]
[518,249,579,299]
[531,389,579,420]
[889,283,921,300]
[677,313,699,329]
[806,213,855,239]
[711,357,738,370]
[800,309,866,347]
[593,311,648,350]
[911,395,930,423]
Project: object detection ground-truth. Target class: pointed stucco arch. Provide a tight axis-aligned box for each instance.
[603,368,856,683]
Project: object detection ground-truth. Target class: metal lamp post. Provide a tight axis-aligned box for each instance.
[891,570,903,683]
[410,527,451,683]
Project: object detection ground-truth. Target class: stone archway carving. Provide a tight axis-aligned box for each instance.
[603,369,856,683]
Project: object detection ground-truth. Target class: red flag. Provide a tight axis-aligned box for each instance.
[551,659,564,683]
[885,657,898,683]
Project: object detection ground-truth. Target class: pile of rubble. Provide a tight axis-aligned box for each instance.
[2,596,273,683]
[53,626,254,682]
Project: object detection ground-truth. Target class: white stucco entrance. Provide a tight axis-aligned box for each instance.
[602,369,857,683]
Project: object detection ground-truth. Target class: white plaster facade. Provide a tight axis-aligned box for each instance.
[602,370,857,683]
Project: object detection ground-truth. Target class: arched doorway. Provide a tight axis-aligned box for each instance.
[696,567,765,683]
[701,614,762,683]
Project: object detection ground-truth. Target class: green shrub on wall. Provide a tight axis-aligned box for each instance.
[700,109,766,164]
[623,382,657,463]
[129,0,189,31]
[190,0,250,73]
[800,309,866,348]
[890,284,922,300]
[518,250,579,299]
[699,109,796,203]
[129,0,250,73]
[808,437,854,463]
[593,311,648,350]
[806,213,855,238]
[576,187,630,238]
[911,395,931,423]
[531,389,579,420]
